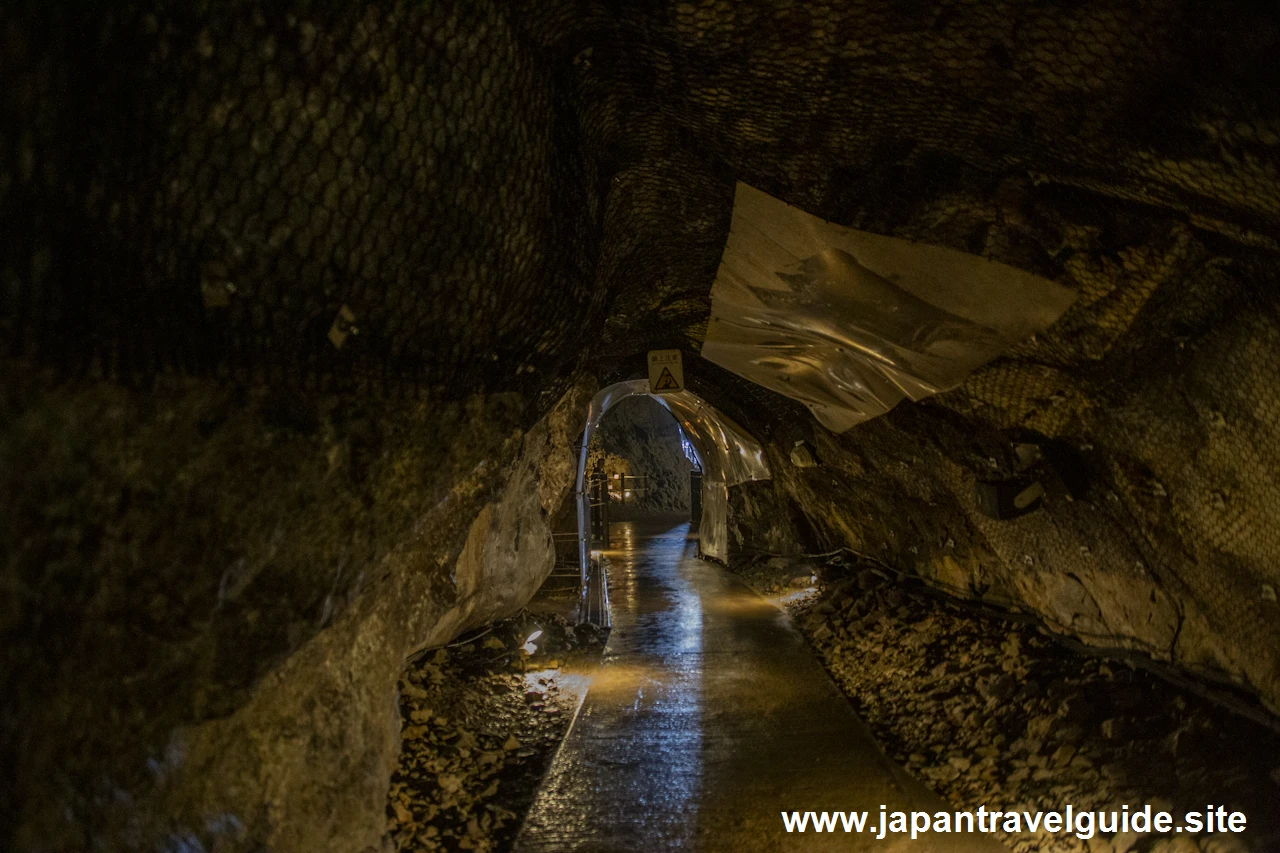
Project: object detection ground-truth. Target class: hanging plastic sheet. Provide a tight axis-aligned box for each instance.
[701,183,1078,433]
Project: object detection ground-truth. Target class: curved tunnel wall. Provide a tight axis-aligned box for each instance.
[5,1,1280,849]
[576,380,769,567]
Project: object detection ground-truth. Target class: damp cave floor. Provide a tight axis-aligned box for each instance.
[513,520,1004,852]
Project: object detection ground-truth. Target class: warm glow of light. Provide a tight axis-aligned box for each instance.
[703,590,779,616]
[524,670,593,695]
[587,661,667,694]
[769,587,820,608]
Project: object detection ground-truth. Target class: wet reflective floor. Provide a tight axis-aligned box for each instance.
[514,521,1004,852]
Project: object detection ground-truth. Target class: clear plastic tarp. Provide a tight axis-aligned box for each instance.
[653,389,770,489]
[702,183,1078,433]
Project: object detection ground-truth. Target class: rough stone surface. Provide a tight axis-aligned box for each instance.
[387,612,602,853]
[725,363,1280,717]
[1,372,593,852]
[5,0,1280,848]
[734,556,1280,853]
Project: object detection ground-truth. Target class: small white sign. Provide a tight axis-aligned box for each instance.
[648,349,684,394]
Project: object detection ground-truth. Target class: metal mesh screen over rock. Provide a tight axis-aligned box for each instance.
[5,0,1280,686]
[3,0,1280,847]
[3,1,601,396]
[6,1,1278,382]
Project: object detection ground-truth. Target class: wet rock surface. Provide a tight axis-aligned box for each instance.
[7,1,1280,848]
[387,612,605,853]
[736,555,1280,853]
[0,372,577,852]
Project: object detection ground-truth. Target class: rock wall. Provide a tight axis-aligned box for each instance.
[726,315,1280,719]
[5,0,1280,847]
[4,4,606,847]
[1,370,593,852]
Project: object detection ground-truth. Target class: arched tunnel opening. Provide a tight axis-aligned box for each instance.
[4,2,1280,851]
[574,380,770,575]
[584,395,696,525]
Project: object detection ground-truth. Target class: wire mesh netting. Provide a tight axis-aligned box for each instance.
[5,1,1277,386]
[7,0,1275,651]
[3,1,603,398]
[4,1,1280,849]
[2,0,1280,752]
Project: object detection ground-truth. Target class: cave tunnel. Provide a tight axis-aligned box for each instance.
[575,380,769,572]
[3,1,1280,851]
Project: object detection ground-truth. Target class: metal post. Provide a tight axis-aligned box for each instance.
[601,475,610,548]
[589,473,611,550]
[690,469,702,527]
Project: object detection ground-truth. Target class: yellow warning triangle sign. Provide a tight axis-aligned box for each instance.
[653,366,680,391]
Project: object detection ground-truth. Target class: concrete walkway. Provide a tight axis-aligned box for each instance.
[514,521,1006,852]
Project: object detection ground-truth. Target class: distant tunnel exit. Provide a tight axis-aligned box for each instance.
[574,380,770,603]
